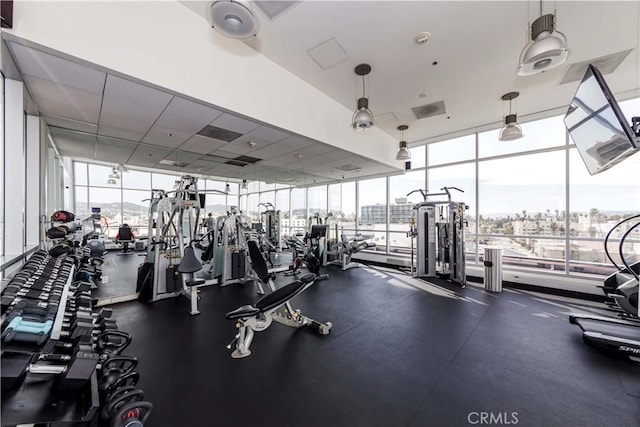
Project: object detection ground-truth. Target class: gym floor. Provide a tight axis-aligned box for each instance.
[109,265,640,427]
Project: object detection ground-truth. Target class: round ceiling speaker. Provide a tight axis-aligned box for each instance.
[209,0,259,40]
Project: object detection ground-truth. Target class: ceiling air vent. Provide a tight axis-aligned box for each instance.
[254,1,298,19]
[559,49,633,85]
[159,159,189,168]
[336,164,361,171]
[197,125,242,142]
[225,155,262,167]
[412,100,446,120]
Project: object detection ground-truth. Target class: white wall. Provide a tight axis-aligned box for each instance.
[4,79,25,255]
[25,115,40,246]
[6,1,402,170]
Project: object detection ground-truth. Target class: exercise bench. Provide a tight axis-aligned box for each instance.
[225,240,332,358]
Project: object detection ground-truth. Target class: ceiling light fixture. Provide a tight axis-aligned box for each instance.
[116,164,129,173]
[518,2,568,76]
[499,92,524,141]
[107,178,117,185]
[209,0,259,40]
[352,63,374,130]
[225,183,231,193]
[108,168,120,179]
[396,125,411,161]
[241,179,248,190]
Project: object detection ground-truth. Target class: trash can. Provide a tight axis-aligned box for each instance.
[483,248,503,292]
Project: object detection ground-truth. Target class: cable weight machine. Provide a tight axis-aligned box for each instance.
[407,187,468,288]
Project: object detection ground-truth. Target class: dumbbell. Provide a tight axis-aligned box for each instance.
[1,287,63,303]
[96,331,131,362]
[110,401,153,427]
[1,351,99,392]
[1,315,55,345]
[102,386,144,420]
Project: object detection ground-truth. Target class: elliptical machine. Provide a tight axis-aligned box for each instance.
[601,214,640,318]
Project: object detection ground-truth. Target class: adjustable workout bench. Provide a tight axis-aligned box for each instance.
[225,240,332,358]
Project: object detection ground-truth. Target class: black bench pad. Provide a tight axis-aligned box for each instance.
[226,305,260,319]
[185,278,205,287]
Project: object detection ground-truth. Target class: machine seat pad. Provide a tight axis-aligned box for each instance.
[185,278,205,287]
[298,273,317,284]
[255,280,308,312]
[226,305,260,319]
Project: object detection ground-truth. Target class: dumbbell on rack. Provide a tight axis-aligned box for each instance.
[1,350,99,392]
[103,386,153,426]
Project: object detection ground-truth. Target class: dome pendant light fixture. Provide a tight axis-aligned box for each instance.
[499,92,524,141]
[108,167,120,180]
[517,2,568,76]
[209,0,259,40]
[396,125,411,161]
[107,178,117,185]
[352,63,374,130]
[241,179,248,190]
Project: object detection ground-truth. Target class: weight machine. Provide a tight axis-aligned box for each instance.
[324,214,375,270]
[137,176,228,314]
[407,187,467,287]
[259,202,282,251]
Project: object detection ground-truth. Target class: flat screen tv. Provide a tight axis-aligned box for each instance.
[563,64,639,175]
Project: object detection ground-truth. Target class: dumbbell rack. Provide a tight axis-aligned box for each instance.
[1,260,100,426]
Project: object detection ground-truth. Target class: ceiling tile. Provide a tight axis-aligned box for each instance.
[210,113,260,134]
[95,140,137,164]
[128,144,174,164]
[164,150,203,164]
[99,124,148,142]
[206,150,237,159]
[142,127,192,147]
[24,75,102,123]
[45,116,98,134]
[103,74,173,106]
[10,42,106,94]
[179,135,229,154]
[307,37,348,70]
[163,97,224,123]
[244,125,289,143]
[289,142,336,158]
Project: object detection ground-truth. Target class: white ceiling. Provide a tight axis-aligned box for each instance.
[5,0,640,186]
[6,39,395,185]
[183,0,640,143]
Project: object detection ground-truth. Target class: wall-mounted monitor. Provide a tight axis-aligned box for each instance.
[563,64,639,175]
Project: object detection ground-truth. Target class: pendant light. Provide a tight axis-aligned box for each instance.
[518,1,568,76]
[107,178,117,185]
[499,92,524,141]
[108,167,120,180]
[396,125,411,160]
[352,64,374,130]
[241,179,248,190]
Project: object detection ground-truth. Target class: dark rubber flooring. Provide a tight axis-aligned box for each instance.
[92,251,146,300]
[109,265,640,427]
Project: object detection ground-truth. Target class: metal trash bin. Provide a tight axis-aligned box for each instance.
[483,248,503,292]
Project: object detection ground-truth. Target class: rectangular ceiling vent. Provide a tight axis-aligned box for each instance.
[254,1,298,20]
[197,125,242,142]
[159,159,188,168]
[559,49,633,85]
[412,100,447,120]
[225,155,263,167]
[336,164,361,171]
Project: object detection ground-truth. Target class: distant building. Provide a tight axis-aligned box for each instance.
[361,200,414,224]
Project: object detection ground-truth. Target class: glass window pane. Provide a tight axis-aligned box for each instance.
[248,181,259,193]
[122,190,149,238]
[409,145,426,169]
[308,186,327,218]
[358,178,386,232]
[478,151,565,237]
[205,194,227,218]
[74,186,89,219]
[569,236,638,276]
[276,189,289,214]
[205,179,226,192]
[152,173,179,190]
[121,170,151,190]
[88,164,114,187]
[246,193,259,221]
[328,184,341,216]
[389,171,426,248]
[275,183,290,190]
[260,182,275,192]
[291,188,306,234]
[74,162,87,186]
[428,134,475,166]
[429,163,476,211]
[341,182,356,230]
[479,236,567,275]
[89,187,121,239]
[239,195,247,213]
[479,115,566,158]
[260,191,275,207]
